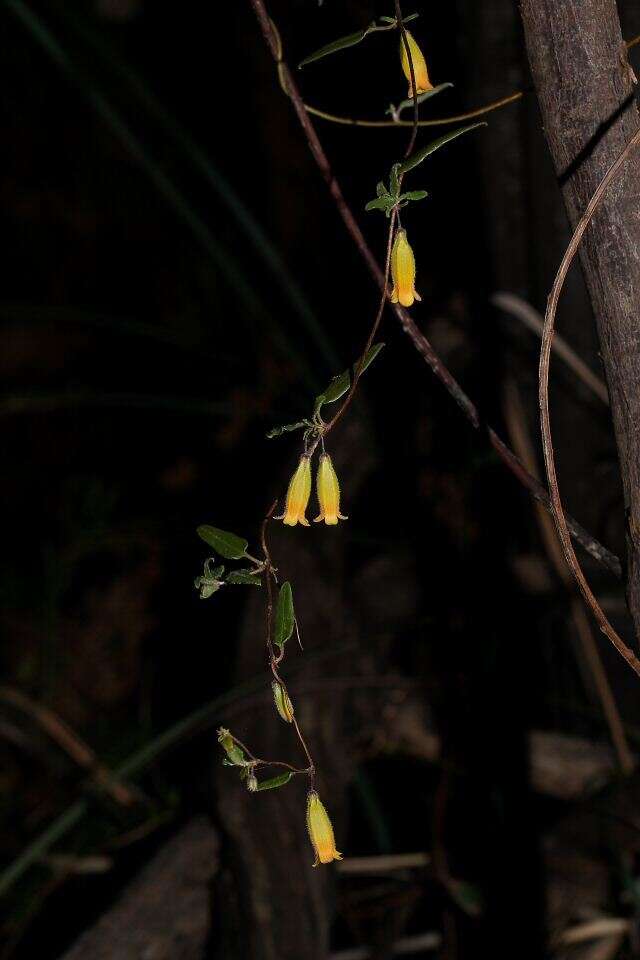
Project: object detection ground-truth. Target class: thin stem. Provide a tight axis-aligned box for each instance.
[260,500,278,666]
[323,209,397,438]
[227,731,310,775]
[260,501,316,778]
[304,93,525,130]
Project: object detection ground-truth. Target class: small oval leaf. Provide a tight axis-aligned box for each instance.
[398,122,486,176]
[255,771,294,791]
[197,525,248,560]
[274,581,295,650]
[322,371,351,405]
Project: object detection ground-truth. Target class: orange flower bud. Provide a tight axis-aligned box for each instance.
[272,681,295,723]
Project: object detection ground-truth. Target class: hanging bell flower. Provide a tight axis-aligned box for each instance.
[314,454,347,526]
[272,681,295,723]
[306,791,342,866]
[400,30,434,98]
[390,228,421,308]
[276,455,312,527]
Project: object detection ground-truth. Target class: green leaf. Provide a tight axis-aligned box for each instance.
[254,771,294,791]
[398,122,486,175]
[194,560,225,599]
[379,13,419,24]
[226,570,263,587]
[376,181,390,198]
[365,195,395,214]
[195,579,220,599]
[197,525,248,560]
[218,728,246,766]
[368,189,428,215]
[387,82,454,117]
[316,343,385,408]
[274,582,295,650]
[266,420,309,439]
[299,23,377,68]
[399,189,429,202]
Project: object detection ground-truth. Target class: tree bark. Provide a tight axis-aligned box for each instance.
[518,0,640,642]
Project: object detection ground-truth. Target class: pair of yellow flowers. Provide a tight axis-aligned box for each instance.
[279,453,347,526]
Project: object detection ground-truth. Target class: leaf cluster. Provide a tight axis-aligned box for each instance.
[194,526,262,598]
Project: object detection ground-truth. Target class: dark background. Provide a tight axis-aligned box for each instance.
[2,1,640,957]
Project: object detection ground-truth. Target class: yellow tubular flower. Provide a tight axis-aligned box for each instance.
[272,681,294,723]
[390,228,421,308]
[400,30,433,97]
[314,454,347,526]
[306,791,342,866]
[277,455,312,526]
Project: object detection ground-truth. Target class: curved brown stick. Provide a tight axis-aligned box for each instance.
[539,127,640,678]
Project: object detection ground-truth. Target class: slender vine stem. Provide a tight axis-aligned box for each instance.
[259,501,316,782]
[303,92,524,130]
[539,127,640,679]
[322,209,397,440]
[226,730,309,775]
